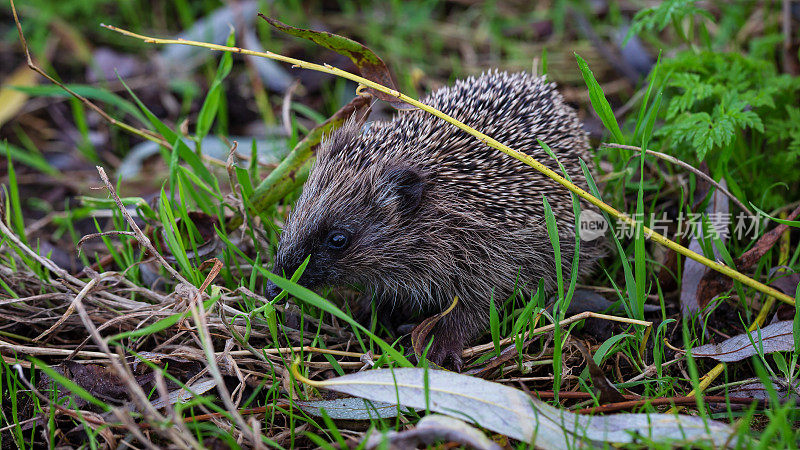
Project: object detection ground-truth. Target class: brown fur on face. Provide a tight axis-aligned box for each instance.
[268,71,605,370]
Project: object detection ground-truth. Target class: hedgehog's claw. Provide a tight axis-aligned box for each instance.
[427,338,464,372]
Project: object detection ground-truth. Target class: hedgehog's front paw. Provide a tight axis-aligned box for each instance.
[427,337,465,372]
[354,297,402,336]
[353,297,374,329]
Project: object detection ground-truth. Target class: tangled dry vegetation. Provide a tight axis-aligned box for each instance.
[2,0,800,448]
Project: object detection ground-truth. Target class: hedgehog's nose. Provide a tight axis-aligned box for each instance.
[265,280,282,300]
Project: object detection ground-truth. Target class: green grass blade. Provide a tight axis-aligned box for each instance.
[196,31,234,140]
[575,53,625,144]
[263,270,412,367]
[1,141,58,176]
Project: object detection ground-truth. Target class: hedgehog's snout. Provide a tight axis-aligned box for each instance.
[265,279,281,300]
[265,258,288,300]
[265,245,329,300]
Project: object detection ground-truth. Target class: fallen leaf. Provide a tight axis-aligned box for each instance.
[150,378,217,410]
[240,27,295,92]
[311,368,736,448]
[692,320,795,362]
[296,397,409,420]
[411,296,458,368]
[56,410,117,448]
[88,47,142,82]
[158,1,293,92]
[681,179,729,314]
[656,243,680,292]
[61,361,131,401]
[574,340,626,403]
[769,269,800,297]
[734,205,800,270]
[362,414,502,450]
[727,379,800,404]
[157,212,220,264]
[658,163,713,293]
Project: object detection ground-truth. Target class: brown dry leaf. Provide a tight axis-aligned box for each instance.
[71,411,118,448]
[656,244,680,292]
[734,204,800,270]
[696,204,800,307]
[411,296,458,366]
[574,340,627,403]
[769,270,800,297]
[692,320,795,362]
[158,211,221,264]
[61,361,131,402]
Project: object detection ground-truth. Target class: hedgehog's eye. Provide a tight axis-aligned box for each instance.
[325,230,350,251]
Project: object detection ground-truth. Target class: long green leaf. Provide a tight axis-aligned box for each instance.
[196,31,235,140]
[118,76,219,192]
[1,141,58,175]
[575,53,625,144]
[12,84,148,125]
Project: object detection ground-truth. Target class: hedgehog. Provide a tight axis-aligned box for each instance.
[265,70,605,370]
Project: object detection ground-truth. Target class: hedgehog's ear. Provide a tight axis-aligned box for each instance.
[380,167,426,213]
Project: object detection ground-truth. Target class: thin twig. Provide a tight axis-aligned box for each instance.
[0,211,81,285]
[577,394,765,414]
[188,284,262,446]
[463,311,652,357]
[71,274,194,449]
[77,231,137,252]
[96,166,189,285]
[33,275,108,341]
[601,142,755,217]
[0,292,68,307]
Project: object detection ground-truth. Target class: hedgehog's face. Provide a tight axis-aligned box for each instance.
[266,132,428,299]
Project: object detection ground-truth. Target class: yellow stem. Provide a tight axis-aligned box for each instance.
[101,25,796,308]
[290,357,325,388]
